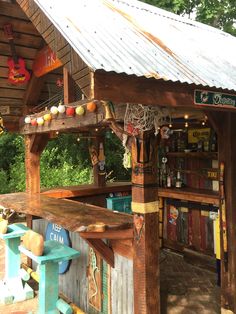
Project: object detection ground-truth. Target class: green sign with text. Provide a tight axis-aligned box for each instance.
[194,90,236,108]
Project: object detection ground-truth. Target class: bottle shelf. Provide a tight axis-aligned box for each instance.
[166,152,218,159]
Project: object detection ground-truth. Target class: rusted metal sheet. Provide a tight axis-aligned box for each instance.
[0,192,133,232]
[32,0,236,91]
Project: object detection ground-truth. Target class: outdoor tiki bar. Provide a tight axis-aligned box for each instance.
[0,0,236,313]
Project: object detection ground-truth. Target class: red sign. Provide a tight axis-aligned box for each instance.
[32,46,62,77]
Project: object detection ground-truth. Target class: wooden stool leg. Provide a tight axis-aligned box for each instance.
[5,238,21,279]
[39,262,59,314]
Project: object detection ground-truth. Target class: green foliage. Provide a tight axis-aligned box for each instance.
[0,131,130,194]
[105,131,131,181]
[142,0,236,35]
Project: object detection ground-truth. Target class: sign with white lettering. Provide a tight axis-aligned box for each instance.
[194,90,236,108]
[45,223,71,274]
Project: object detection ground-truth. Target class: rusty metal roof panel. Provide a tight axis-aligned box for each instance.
[34,0,236,91]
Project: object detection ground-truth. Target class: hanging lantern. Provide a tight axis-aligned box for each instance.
[66,107,75,116]
[50,106,58,115]
[37,117,44,126]
[24,116,31,124]
[58,103,66,113]
[87,101,97,112]
[31,118,37,126]
[75,106,85,116]
[44,113,52,121]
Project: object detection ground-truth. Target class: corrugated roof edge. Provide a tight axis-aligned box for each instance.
[112,0,231,37]
[95,69,236,93]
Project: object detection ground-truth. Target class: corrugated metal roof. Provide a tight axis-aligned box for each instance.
[34,0,236,91]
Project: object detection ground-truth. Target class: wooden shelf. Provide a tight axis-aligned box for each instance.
[166,152,218,159]
[158,187,219,206]
[41,182,132,199]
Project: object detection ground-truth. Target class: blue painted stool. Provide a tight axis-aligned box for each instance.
[19,240,80,314]
[0,223,33,304]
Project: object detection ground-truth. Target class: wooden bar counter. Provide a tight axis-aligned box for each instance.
[0,192,133,234]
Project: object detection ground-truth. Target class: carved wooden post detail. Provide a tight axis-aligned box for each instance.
[89,135,106,187]
[131,132,160,314]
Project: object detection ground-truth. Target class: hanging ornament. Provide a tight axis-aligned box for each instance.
[76,105,85,116]
[87,101,97,112]
[24,116,31,124]
[66,107,75,116]
[58,103,66,113]
[123,148,132,169]
[50,106,58,115]
[37,117,44,126]
[31,118,37,126]
[56,78,63,87]
[44,113,52,121]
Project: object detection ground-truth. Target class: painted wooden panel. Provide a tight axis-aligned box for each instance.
[111,254,133,314]
[33,219,89,312]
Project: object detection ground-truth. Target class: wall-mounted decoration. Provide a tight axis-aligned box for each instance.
[32,45,62,77]
[88,248,102,311]
[45,223,71,274]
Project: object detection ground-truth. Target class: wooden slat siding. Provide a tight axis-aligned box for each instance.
[0,43,38,60]
[0,88,25,99]
[32,219,89,313]
[111,254,133,314]
[0,15,39,36]
[57,44,71,61]
[31,10,41,30]
[17,0,93,98]
[72,66,90,81]
[0,98,23,107]
[0,78,27,90]
[0,57,34,69]
[0,30,42,49]
[0,1,29,20]
[42,25,54,43]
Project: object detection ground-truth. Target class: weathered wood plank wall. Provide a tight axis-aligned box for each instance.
[33,219,134,314]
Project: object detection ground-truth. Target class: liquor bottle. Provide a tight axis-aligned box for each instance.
[211,132,217,152]
[175,171,182,188]
[167,170,171,188]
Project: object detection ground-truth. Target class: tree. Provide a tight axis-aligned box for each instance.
[141,0,236,36]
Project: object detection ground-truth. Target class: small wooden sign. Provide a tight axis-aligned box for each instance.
[0,106,10,115]
[194,89,236,109]
[202,168,219,180]
[32,46,62,77]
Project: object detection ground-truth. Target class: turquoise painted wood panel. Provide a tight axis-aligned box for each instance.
[19,240,80,264]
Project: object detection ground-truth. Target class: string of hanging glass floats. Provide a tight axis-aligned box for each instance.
[24,92,98,126]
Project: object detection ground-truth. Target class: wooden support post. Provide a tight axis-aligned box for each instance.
[90,135,106,187]
[25,134,48,266]
[63,67,75,105]
[206,111,236,313]
[131,132,160,314]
